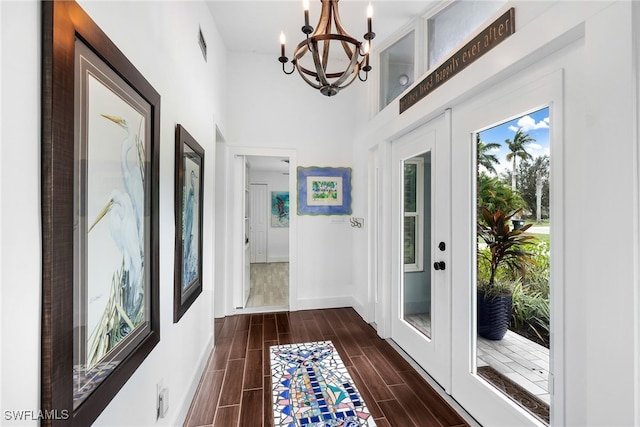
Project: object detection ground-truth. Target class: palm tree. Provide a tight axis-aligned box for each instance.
[477,134,501,175]
[505,128,534,191]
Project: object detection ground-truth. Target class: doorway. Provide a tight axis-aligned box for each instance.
[244,155,291,309]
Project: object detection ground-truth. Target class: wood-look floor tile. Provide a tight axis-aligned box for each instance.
[238,389,262,427]
[363,345,404,386]
[212,405,239,427]
[243,349,262,390]
[186,309,469,427]
[277,332,292,345]
[184,370,224,427]
[210,337,231,371]
[349,366,384,419]
[248,321,263,350]
[263,376,274,427]
[263,316,278,342]
[373,417,392,427]
[263,340,277,373]
[350,355,395,401]
[229,329,249,360]
[378,399,418,427]
[217,316,238,339]
[218,359,245,406]
[250,313,264,325]
[236,315,251,331]
[398,370,468,426]
[389,383,443,426]
[275,312,290,334]
[372,339,414,372]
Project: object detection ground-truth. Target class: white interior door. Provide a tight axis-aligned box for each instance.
[250,184,268,263]
[391,111,452,392]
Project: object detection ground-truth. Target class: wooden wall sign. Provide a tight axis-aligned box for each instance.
[399,8,515,114]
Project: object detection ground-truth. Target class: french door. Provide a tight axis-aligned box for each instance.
[391,111,452,392]
[450,72,562,426]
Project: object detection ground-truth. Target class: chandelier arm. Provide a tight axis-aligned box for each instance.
[310,39,330,88]
[335,66,360,90]
[330,49,360,88]
[282,61,295,75]
[313,0,332,38]
[295,64,322,90]
[331,1,357,58]
[296,67,321,89]
[357,68,369,82]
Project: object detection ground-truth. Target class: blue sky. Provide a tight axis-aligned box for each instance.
[478,107,550,175]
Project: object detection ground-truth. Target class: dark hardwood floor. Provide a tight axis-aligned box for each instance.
[184,308,470,427]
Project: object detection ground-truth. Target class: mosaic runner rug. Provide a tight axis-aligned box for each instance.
[270,341,376,427]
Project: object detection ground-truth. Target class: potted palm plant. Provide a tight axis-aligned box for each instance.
[477,207,536,340]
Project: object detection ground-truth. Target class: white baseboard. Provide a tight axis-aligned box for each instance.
[292,295,357,311]
[173,334,214,426]
[268,256,289,263]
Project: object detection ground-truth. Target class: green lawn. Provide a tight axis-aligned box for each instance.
[526,219,550,226]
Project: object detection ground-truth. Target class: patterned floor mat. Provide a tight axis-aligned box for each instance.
[270,341,376,427]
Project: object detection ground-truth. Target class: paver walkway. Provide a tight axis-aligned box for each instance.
[477,330,550,405]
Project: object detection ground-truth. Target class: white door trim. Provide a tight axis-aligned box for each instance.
[224,146,297,315]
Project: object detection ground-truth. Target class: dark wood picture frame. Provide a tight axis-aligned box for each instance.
[41,1,160,425]
[174,125,205,322]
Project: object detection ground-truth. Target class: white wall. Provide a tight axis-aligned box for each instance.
[250,170,290,263]
[1,2,41,424]
[221,51,361,313]
[0,1,227,425]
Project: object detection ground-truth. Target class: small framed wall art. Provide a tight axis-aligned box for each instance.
[297,167,352,215]
[271,191,290,227]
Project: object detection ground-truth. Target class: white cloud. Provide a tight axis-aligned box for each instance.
[508,115,549,133]
[529,143,542,150]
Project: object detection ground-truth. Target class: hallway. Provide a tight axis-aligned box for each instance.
[184,308,471,427]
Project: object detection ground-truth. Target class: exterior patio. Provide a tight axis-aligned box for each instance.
[477,330,550,405]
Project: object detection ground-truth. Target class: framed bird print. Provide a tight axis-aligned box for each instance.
[174,125,205,322]
[41,1,160,425]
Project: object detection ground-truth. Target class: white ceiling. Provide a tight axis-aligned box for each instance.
[206,1,436,173]
[247,155,291,173]
[206,1,435,58]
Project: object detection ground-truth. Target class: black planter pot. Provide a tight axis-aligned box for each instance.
[477,290,512,340]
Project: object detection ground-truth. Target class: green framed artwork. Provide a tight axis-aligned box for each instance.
[271,191,290,227]
[297,167,352,215]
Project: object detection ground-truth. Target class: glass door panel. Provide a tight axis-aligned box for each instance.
[403,154,431,338]
[475,107,551,425]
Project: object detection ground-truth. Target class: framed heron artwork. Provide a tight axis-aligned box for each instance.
[174,125,204,322]
[41,1,160,425]
[297,167,353,215]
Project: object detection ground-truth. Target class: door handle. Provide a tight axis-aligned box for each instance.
[433,261,445,270]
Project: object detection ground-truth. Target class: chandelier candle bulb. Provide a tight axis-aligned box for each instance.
[280,32,286,58]
[302,0,311,33]
[367,3,373,34]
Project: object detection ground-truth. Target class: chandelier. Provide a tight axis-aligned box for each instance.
[279,0,375,97]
